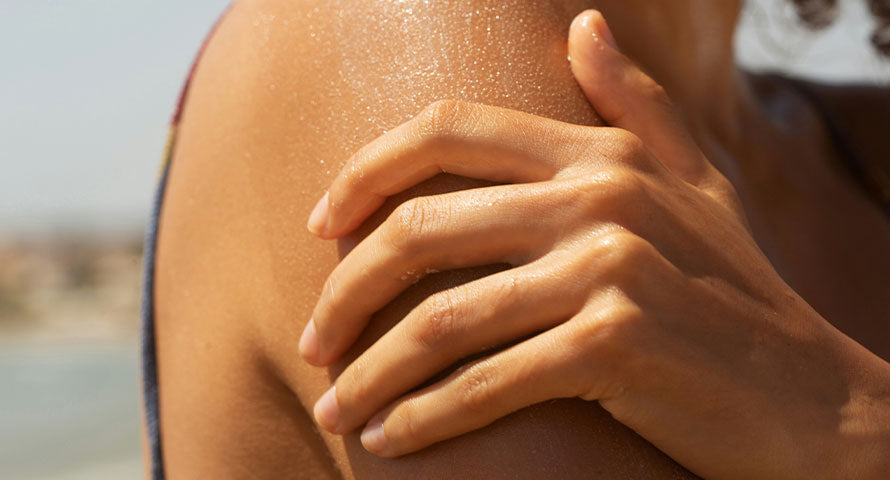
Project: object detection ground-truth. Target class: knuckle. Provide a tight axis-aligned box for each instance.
[457,364,496,413]
[487,274,522,316]
[577,299,646,357]
[713,174,738,198]
[604,300,647,336]
[613,231,657,264]
[572,166,650,224]
[708,173,742,203]
[574,300,646,397]
[414,290,461,351]
[596,165,648,199]
[391,402,422,445]
[395,198,427,237]
[600,129,654,172]
[602,303,647,374]
[387,197,436,252]
[575,125,605,145]
[417,99,471,140]
[595,231,658,281]
[608,129,647,158]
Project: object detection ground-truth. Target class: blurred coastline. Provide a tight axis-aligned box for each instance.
[0,233,145,479]
[0,0,232,474]
[0,234,142,343]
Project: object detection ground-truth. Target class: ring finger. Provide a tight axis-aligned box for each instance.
[314,250,588,434]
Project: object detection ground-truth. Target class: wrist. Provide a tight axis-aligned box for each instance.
[826,335,890,479]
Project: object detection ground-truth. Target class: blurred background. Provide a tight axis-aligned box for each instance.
[0,0,886,478]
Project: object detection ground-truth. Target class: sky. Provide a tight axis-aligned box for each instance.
[0,0,887,237]
[0,0,231,236]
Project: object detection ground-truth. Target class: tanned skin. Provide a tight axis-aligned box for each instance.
[153,0,890,478]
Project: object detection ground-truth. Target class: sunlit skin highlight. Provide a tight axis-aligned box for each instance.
[154,0,890,478]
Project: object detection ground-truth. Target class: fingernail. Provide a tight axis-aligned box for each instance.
[299,319,319,362]
[307,192,330,236]
[577,9,595,30]
[313,386,340,432]
[573,10,617,52]
[361,417,387,454]
[589,11,618,50]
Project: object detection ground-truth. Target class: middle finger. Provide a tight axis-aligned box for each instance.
[301,181,575,366]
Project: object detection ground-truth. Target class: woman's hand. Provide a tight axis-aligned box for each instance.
[299,10,890,479]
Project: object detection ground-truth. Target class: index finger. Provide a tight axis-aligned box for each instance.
[308,100,598,239]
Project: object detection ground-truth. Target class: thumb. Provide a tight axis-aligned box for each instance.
[568,10,710,184]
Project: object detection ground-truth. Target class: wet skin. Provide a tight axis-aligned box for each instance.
[153,0,890,478]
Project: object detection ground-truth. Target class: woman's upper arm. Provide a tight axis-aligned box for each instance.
[155,0,694,477]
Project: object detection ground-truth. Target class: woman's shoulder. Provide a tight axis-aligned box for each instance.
[155,1,697,477]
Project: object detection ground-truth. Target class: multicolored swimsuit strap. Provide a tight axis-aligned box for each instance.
[141,5,232,479]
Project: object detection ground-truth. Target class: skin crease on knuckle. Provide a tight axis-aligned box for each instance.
[580,299,646,392]
[154,0,702,477]
[417,100,474,141]
[414,290,461,354]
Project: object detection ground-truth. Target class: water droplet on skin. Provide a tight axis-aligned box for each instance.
[293,1,602,153]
